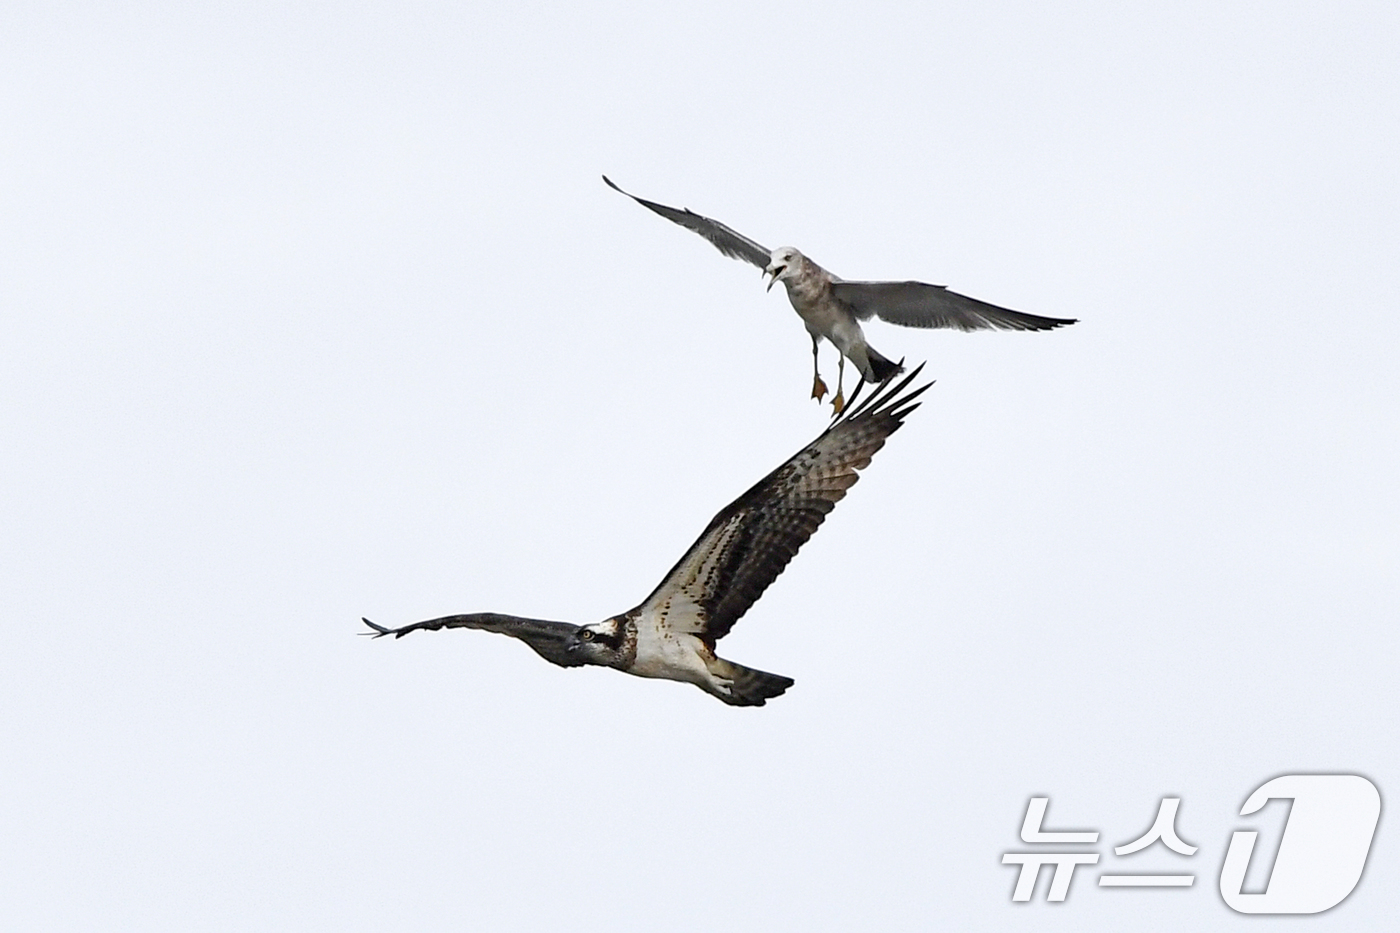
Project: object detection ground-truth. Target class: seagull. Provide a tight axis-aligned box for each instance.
[603,175,1075,412]
[363,368,930,706]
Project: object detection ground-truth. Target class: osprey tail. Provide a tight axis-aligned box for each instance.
[707,657,794,707]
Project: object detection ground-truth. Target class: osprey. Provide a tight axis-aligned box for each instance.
[363,368,930,706]
[604,176,1075,412]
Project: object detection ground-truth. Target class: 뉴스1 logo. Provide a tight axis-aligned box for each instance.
[1001,774,1380,914]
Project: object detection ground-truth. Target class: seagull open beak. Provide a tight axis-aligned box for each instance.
[765,264,785,292]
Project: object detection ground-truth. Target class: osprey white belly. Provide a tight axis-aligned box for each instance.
[365,367,932,707]
[628,619,715,687]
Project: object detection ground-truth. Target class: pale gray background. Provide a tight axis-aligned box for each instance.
[2,2,1396,930]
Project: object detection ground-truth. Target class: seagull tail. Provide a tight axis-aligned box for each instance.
[865,347,904,384]
[707,657,795,707]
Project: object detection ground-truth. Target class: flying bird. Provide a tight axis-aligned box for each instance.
[363,368,930,706]
[603,175,1075,412]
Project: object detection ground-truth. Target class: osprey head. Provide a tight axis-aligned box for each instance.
[567,618,627,667]
[764,247,804,292]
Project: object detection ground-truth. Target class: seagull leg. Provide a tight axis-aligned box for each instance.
[831,354,847,415]
[810,334,828,402]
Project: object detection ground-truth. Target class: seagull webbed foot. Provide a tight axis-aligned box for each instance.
[830,386,846,415]
[811,374,829,402]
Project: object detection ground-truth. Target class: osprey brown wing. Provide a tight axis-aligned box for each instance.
[362,613,585,668]
[634,367,929,643]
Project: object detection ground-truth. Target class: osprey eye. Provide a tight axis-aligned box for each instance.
[580,630,594,641]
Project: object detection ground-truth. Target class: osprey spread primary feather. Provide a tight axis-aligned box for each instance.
[364,368,930,706]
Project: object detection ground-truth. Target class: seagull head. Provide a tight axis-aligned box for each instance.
[567,618,627,666]
[764,247,803,292]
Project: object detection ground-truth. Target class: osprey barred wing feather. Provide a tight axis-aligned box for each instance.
[361,613,584,667]
[364,369,931,706]
[635,367,929,643]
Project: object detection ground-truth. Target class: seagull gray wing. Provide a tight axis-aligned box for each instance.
[362,613,584,668]
[831,280,1077,332]
[633,367,929,644]
[603,175,771,269]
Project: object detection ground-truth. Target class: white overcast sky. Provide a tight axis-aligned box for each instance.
[2,2,1397,930]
